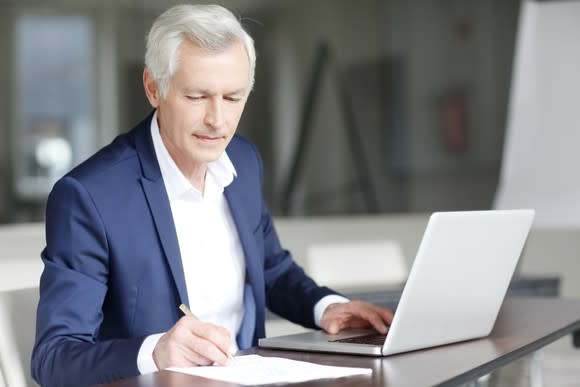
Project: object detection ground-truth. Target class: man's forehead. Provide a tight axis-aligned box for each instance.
[178,37,247,57]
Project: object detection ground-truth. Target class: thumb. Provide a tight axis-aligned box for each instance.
[327,322,339,335]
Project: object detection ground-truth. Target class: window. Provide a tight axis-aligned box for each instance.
[13,14,96,201]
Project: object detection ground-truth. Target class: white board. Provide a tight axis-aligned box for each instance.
[494,0,580,228]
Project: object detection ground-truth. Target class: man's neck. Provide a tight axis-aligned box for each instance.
[188,166,206,194]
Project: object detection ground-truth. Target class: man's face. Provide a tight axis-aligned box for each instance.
[144,39,250,174]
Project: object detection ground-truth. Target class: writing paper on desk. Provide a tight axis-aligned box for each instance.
[168,354,372,385]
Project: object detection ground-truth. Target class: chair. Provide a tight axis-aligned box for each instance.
[0,223,44,293]
[265,239,407,338]
[0,287,40,387]
[305,239,407,290]
[0,224,45,262]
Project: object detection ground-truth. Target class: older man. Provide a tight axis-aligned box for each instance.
[32,4,392,386]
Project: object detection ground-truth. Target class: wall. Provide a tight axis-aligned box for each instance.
[0,8,14,222]
[0,0,520,221]
[264,0,519,215]
[268,0,384,213]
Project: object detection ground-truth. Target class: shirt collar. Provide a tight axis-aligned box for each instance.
[150,110,237,201]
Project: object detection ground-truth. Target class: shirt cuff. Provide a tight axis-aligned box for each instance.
[137,333,164,374]
[313,294,350,328]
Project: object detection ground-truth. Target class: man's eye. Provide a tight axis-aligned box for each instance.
[187,95,203,101]
[224,96,241,102]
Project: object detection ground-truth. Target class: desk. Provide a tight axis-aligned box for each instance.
[96,297,580,387]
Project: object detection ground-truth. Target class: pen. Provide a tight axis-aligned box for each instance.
[179,303,234,360]
[179,303,199,319]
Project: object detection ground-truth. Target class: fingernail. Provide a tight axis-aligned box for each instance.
[229,344,237,356]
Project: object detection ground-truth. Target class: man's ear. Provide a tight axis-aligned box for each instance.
[143,68,160,108]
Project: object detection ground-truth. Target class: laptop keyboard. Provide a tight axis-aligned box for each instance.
[330,332,388,346]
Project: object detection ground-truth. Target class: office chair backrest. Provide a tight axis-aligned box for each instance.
[306,240,407,290]
[0,223,44,293]
[0,224,44,262]
[0,287,40,387]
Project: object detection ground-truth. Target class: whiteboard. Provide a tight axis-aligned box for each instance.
[494,0,580,228]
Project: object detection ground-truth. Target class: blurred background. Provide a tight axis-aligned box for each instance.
[3,2,580,385]
[0,0,520,222]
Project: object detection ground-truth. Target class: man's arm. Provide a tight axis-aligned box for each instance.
[32,177,143,386]
[261,209,393,332]
[261,204,338,327]
[250,148,393,332]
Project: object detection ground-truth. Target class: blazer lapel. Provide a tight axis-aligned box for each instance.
[134,116,189,306]
[224,176,265,337]
[224,184,263,295]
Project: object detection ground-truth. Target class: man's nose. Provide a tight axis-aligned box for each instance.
[204,98,224,129]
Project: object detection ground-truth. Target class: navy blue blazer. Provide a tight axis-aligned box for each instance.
[31,113,336,386]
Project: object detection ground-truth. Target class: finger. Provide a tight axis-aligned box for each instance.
[189,334,231,366]
[178,317,232,350]
[153,331,207,369]
[322,306,350,334]
[343,302,389,334]
[182,346,214,367]
[190,322,235,363]
[353,301,393,324]
[376,307,394,325]
[327,321,340,335]
[364,311,390,334]
[175,350,213,367]
[190,322,234,360]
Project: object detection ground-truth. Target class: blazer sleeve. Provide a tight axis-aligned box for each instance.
[240,141,339,328]
[262,202,338,328]
[31,176,144,387]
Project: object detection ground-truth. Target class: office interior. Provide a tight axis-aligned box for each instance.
[1,0,580,386]
[0,0,519,220]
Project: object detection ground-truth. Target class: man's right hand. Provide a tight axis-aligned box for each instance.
[153,316,234,369]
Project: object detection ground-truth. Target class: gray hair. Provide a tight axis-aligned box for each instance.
[145,4,256,97]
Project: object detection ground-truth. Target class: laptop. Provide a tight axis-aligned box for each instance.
[259,209,535,356]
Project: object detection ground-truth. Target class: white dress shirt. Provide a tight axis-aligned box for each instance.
[152,116,246,339]
[137,111,348,373]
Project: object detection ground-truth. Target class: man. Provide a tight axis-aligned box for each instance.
[31,4,393,386]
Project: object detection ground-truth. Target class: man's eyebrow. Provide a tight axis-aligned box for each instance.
[182,87,247,95]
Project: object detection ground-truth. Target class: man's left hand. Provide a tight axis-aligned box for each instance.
[320,300,393,335]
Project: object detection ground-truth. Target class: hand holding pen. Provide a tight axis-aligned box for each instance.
[152,303,235,369]
[179,303,234,361]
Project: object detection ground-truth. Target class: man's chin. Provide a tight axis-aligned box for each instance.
[195,148,226,163]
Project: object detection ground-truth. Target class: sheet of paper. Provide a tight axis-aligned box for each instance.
[168,354,372,385]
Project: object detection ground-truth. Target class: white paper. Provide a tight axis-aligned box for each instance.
[168,354,372,385]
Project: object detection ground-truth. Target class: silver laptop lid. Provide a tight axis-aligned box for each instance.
[382,209,534,355]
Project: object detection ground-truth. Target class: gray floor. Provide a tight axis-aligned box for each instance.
[533,336,580,387]
[464,335,580,387]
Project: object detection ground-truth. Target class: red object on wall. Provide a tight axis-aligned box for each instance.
[442,93,468,154]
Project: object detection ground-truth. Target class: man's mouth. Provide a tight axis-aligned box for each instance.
[193,134,223,141]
